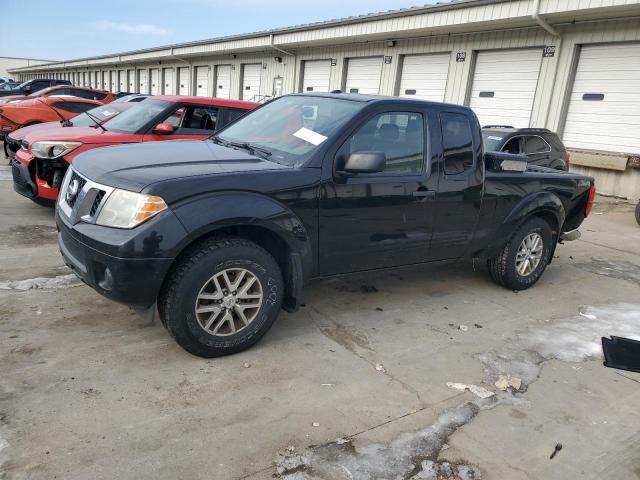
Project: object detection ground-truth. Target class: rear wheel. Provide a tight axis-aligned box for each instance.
[635,201,640,226]
[159,237,283,357]
[487,217,554,290]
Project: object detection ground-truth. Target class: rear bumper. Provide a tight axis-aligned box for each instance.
[56,208,186,309]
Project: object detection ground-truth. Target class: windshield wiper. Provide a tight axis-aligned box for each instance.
[212,137,272,160]
[84,111,107,132]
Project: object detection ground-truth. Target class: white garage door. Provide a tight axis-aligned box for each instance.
[195,66,210,97]
[302,60,331,93]
[399,53,450,101]
[118,70,126,92]
[127,69,135,92]
[242,64,262,101]
[163,68,174,95]
[110,71,118,93]
[101,72,108,90]
[138,69,148,94]
[216,65,231,99]
[563,43,640,154]
[150,69,160,95]
[178,67,190,95]
[345,57,383,94]
[469,49,542,128]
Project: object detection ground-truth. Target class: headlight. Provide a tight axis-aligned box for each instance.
[96,189,167,229]
[31,141,82,159]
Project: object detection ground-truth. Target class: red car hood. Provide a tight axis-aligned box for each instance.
[22,127,137,145]
[0,95,29,104]
[9,121,61,141]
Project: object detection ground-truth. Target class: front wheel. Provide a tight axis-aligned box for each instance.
[487,217,554,290]
[159,237,284,357]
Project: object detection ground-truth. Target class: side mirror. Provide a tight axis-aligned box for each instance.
[152,123,174,135]
[484,151,528,172]
[341,151,386,175]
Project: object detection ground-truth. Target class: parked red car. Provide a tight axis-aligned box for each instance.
[4,102,134,160]
[12,96,257,204]
[0,96,105,140]
[0,85,115,105]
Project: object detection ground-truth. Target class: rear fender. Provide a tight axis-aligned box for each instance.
[483,192,565,259]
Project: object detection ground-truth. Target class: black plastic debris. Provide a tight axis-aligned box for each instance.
[602,336,640,373]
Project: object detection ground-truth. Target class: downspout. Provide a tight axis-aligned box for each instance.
[532,0,560,37]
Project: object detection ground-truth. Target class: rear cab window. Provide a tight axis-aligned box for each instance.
[440,112,475,175]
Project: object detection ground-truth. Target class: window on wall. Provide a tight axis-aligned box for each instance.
[440,112,474,175]
[346,111,425,175]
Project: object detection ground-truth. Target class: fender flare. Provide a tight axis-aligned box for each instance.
[483,191,565,259]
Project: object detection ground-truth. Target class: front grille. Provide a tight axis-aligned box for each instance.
[66,170,86,208]
[89,190,105,216]
[7,138,20,153]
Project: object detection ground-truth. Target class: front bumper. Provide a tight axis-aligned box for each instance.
[56,208,187,309]
[11,157,37,198]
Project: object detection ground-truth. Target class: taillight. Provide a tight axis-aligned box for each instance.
[563,151,570,166]
[585,185,596,217]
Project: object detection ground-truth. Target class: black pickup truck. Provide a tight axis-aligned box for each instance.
[55,93,595,357]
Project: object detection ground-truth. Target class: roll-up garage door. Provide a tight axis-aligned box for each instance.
[163,68,174,95]
[301,60,331,93]
[118,70,126,92]
[469,49,542,128]
[150,69,160,95]
[398,53,450,101]
[178,67,190,95]
[195,66,210,97]
[345,57,383,95]
[127,69,135,93]
[102,72,108,90]
[138,69,148,94]
[563,43,640,154]
[241,64,262,101]
[216,65,231,99]
[110,71,118,93]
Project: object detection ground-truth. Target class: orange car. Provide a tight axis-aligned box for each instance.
[0,96,104,137]
[0,86,115,106]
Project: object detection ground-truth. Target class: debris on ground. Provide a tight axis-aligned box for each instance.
[579,312,597,320]
[321,383,335,387]
[446,382,495,399]
[494,375,522,391]
[375,363,386,373]
[243,362,251,368]
[474,324,483,329]
[550,443,563,459]
[360,285,378,293]
[375,307,384,311]
[312,422,320,427]
[0,274,82,291]
[458,325,468,332]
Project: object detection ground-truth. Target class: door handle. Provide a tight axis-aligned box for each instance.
[412,190,435,200]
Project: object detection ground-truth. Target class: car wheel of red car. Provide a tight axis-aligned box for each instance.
[487,217,553,290]
[159,236,284,358]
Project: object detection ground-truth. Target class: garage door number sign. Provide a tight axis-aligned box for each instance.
[543,46,556,57]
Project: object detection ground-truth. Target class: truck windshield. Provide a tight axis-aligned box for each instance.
[215,96,364,166]
[105,99,171,133]
[482,132,506,152]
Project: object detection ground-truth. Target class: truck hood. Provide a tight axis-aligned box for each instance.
[72,140,289,191]
[22,126,135,145]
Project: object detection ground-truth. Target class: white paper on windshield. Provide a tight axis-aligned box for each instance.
[487,135,503,141]
[101,110,116,117]
[293,127,327,146]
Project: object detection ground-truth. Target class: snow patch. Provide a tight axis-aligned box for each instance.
[480,304,640,387]
[0,273,82,291]
[0,434,8,478]
[276,392,525,479]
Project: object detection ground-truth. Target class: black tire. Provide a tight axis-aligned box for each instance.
[635,201,640,226]
[487,217,554,290]
[158,236,284,358]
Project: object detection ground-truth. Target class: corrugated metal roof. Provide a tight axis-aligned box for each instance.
[10,0,506,69]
